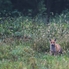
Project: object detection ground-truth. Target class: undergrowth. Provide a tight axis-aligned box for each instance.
[0,12,69,69]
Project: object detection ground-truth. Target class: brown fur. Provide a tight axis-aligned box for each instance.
[50,39,62,55]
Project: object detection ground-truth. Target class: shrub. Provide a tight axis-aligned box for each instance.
[10,45,35,61]
[32,23,69,52]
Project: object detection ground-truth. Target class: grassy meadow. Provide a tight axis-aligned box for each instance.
[0,13,69,69]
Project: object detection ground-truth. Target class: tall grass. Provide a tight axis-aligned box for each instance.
[0,12,69,69]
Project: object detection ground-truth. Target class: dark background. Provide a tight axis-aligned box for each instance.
[0,0,69,17]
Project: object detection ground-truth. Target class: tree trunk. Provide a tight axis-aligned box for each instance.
[46,0,51,24]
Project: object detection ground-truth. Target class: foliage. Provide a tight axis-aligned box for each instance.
[0,44,69,69]
[0,11,69,51]
[0,0,13,16]
[38,0,46,14]
[0,11,69,69]
[1,0,69,17]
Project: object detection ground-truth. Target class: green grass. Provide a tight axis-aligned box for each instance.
[0,44,69,69]
[0,12,69,69]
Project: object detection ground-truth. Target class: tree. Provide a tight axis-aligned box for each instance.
[45,0,52,23]
[0,0,13,16]
[1,0,69,19]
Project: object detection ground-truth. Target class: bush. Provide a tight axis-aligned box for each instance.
[32,23,69,52]
[0,12,69,52]
[10,45,35,61]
